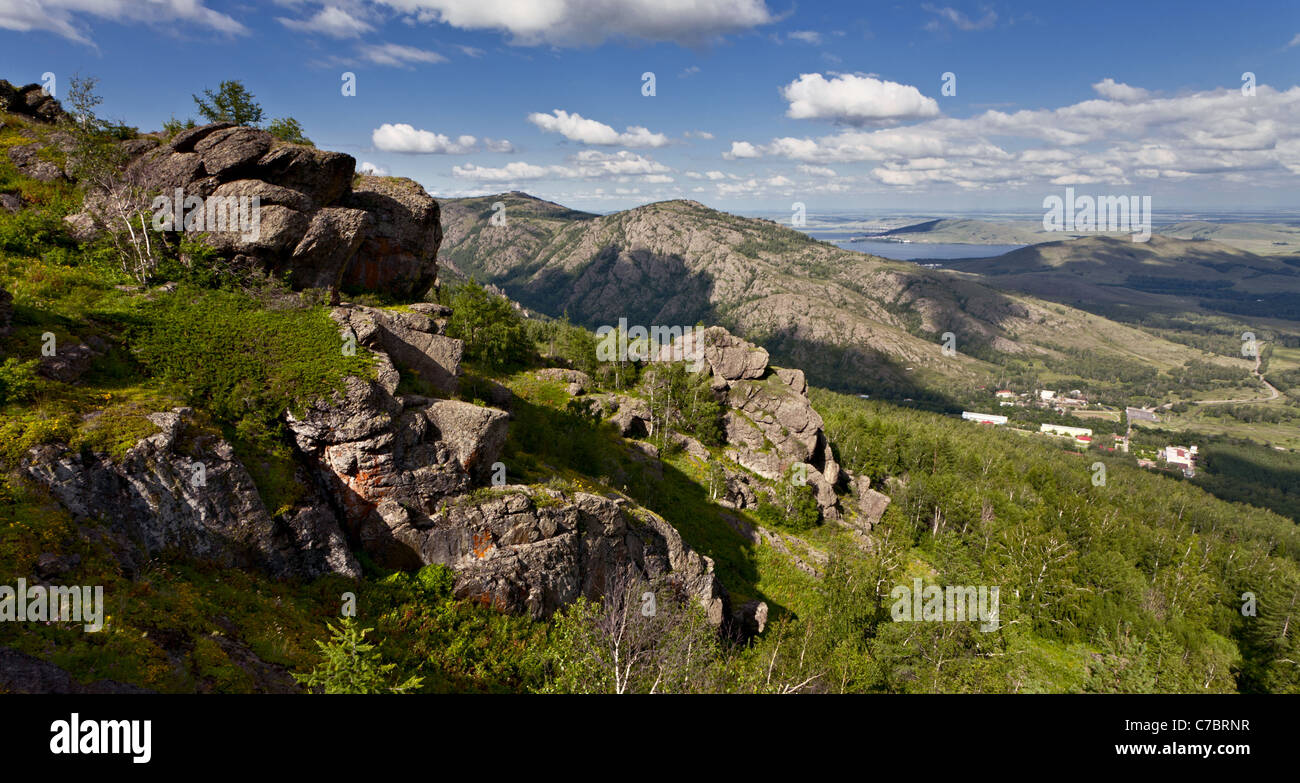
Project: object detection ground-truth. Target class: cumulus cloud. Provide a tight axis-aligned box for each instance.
[452,149,670,181]
[358,161,390,175]
[371,0,775,47]
[1091,78,1150,102]
[278,6,374,38]
[527,109,669,147]
[0,0,245,44]
[684,130,715,139]
[452,161,552,181]
[359,43,448,67]
[780,73,941,125]
[373,123,481,153]
[728,82,1300,192]
[723,141,762,159]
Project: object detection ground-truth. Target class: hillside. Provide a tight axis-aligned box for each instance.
[860,217,1058,245]
[945,234,1300,322]
[3,79,1300,696]
[441,194,1263,407]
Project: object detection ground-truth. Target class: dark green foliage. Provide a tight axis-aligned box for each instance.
[813,389,1300,692]
[445,281,531,370]
[0,359,40,406]
[161,116,197,138]
[293,617,424,694]
[131,286,371,423]
[192,80,265,127]
[754,465,821,532]
[267,117,313,146]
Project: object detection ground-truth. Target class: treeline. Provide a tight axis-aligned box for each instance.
[812,391,1300,693]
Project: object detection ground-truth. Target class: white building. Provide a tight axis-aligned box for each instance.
[1039,390,1056,401]
[1040,423,1093,438]
[1162,445,1198,469]
[962,411,1008,425]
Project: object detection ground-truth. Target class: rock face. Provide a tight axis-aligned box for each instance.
[108,122,441,300]
[0,80,65,124]
[342,176,443,299]
[663,326,843,520]
[850,474,891,531]
[423,489,726,622]
[22,408,359,579]
[281,314,727,621]
[331,303,461,394]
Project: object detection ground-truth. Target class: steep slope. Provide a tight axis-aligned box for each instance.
[440,193,1251,400]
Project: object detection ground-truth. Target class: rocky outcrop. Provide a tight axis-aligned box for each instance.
[22,408,359,579]
[662,326,843,520]
[849,474,890,531]
[535,368,591,395]
[278,313,728,621]
[94,120,441,300]
[423,489,726,622]
[0,80,65,124]
[331,303,461,394]
[608,394,652,437]
[342,176,443,299]
[6,136,66,182]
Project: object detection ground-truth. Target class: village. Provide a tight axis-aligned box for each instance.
[960,388,1199,478]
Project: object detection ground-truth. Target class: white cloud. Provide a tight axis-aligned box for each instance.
[570,149,670,175]
[371,0,776,46]
[452,149,670,181]
[680,65,701,78]
[728,82,1300,192]
[1288,33,1300,47]
[787,30,822,44]
[484,138,516,153]
[1091,78,1150,102]
[373,123,479,153]
[723,141,762,159]
[684,130,715,139]
[359,43,448,67]
[780,73,941,125]
[527,109,669,147]
[278,6,374,38]
[358,161,390,175]
[0,0,246,44]
[922,4,997,32]
[452,161,552,181]
[797,164,837,177]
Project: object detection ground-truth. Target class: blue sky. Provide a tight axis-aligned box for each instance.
[2,0,1300,214]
